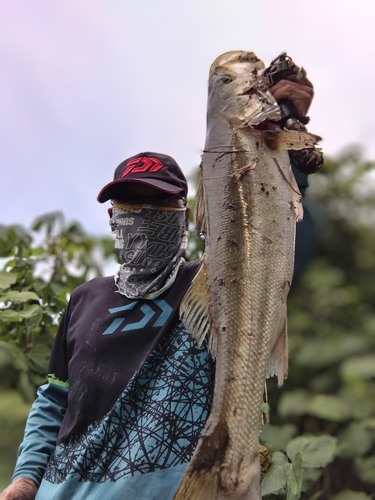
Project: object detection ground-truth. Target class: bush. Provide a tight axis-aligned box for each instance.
[258,147,375,498]
[0,213,113,400]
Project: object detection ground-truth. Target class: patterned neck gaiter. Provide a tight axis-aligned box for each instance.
[110,204,188,299]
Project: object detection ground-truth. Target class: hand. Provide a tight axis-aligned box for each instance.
[0,478,38,500]
[269,78,314,117]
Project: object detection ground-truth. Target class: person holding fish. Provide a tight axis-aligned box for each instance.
[1,52,320,500]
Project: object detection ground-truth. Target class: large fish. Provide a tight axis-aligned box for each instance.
[173,51,321,500]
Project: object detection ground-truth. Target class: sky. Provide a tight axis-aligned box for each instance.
[1,0,374,236]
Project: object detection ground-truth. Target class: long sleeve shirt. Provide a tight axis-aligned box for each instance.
[13,260,215,500]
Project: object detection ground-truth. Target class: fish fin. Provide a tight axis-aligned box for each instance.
[195,167,206,237]
[264,130,321,151]
[272,157,304,222]
[289,168,304,222]
[267,319,288,386]
[180,256,217,359]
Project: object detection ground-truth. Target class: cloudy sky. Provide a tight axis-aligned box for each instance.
[1,0,374,236]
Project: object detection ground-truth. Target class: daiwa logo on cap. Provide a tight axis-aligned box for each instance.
[121,157,164,177]
[97,151,188,203]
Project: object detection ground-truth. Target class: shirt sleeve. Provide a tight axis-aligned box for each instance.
[11,304,72,485]
[11,381,68,486]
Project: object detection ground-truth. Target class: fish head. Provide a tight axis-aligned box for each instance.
[207,51,281,129]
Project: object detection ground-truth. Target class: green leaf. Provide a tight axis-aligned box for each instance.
[295,335,367,368]
[330,490,372,500]
[361,417,375,430]
[336,422,373,459]
[260,402,270,414]
[18,370,36,402]
[0,308,21,322]
[260,424,297,453]
[305,491,323,500]
[25,308,44,329]
[286,452,303,500]
[0,341,12,368]
[261,451,290,496]
[307,394,351,421]
[8,342,29,371]
[4,291,40,303]
[301,468,322,494]
[0,271,17,290]
[18,304,42,320]
[279,389,352,422]
[0,224,32,256]
[30,372,48,386]
[286,435,337,468]
[353,455,375,485]
[304,263,346,288]
[340,355,375,380]
[32,211,64,236]
[278,389,311,418]
[29,343,50,375]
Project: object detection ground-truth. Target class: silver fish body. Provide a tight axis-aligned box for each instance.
[174,51,320,500]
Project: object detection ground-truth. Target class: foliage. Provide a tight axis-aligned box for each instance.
[0,213,113,401]
[0,389,32,491]
[257,147,375,498]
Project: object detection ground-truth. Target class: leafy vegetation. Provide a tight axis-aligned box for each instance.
[259,147,375,498]
[0,390,32,491]
[0,214,113,400]
[0,146,375,497]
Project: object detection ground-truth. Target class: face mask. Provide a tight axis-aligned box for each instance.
[109,204,187,299]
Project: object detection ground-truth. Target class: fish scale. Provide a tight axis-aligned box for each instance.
[173,51,320,500]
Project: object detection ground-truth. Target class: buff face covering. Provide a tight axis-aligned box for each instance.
[110,204,187,299]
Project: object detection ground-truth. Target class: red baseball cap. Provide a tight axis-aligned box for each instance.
[97,152,188,203]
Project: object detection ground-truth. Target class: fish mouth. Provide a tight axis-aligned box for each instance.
[247,106,282,129]
[239,85,282,128]
[241,87,257,96]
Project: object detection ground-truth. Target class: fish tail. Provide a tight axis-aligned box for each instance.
[173,424,262,499]
[173,467,261,500]
[173,423,227,499]
[173,468,219,500]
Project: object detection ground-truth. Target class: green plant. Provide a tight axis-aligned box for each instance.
[257,148,375,498]
[0,212,113,401]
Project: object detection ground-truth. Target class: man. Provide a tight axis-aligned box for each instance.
[0,77,315,500]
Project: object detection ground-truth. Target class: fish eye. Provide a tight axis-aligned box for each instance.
[219,76,232,84]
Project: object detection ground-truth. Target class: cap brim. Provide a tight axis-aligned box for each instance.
[97,178,185,203]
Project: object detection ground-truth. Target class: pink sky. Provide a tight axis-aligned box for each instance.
[1,1,374,235]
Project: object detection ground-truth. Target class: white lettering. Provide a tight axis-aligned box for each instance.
[115,217,135,226]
